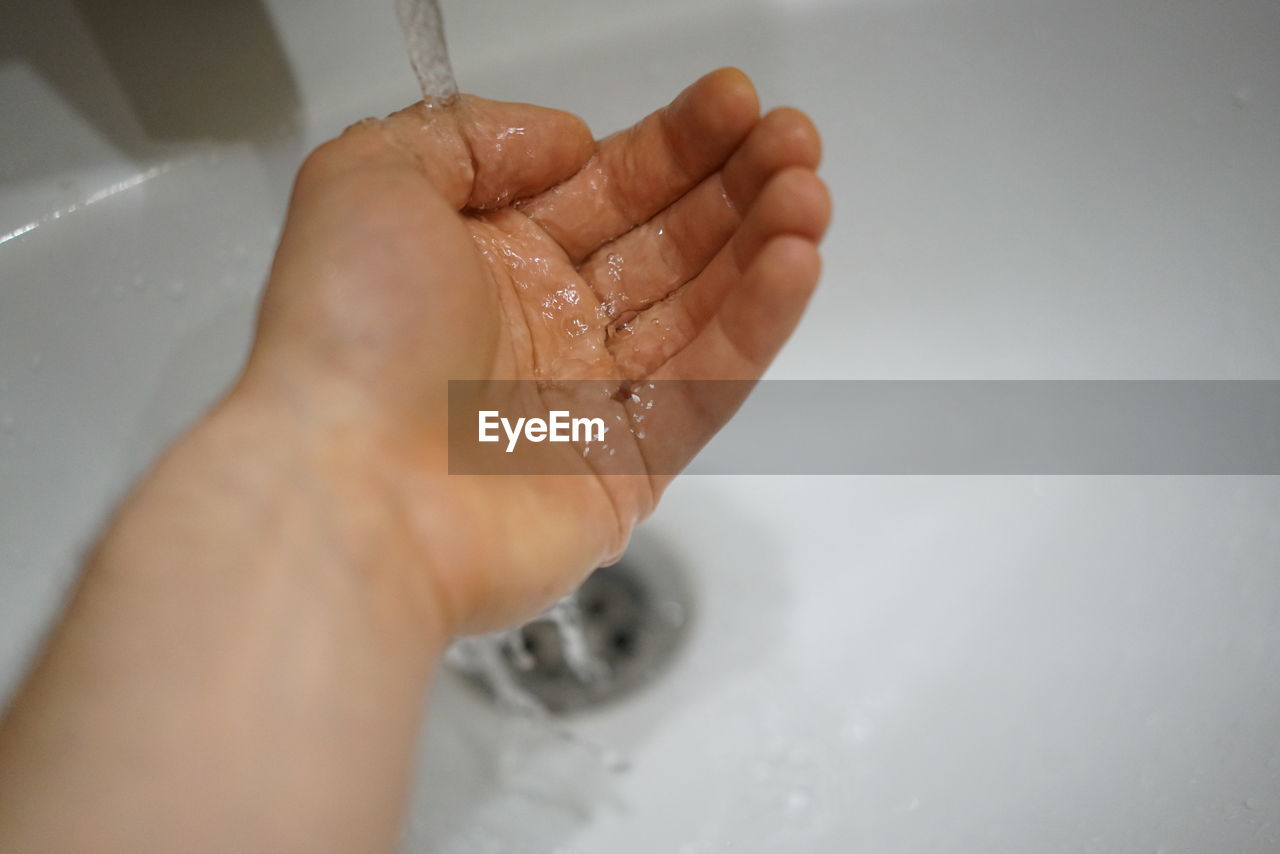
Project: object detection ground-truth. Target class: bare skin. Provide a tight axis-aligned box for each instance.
[0,69,828,853]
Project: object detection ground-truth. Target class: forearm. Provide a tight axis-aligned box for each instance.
[0,389,447,854]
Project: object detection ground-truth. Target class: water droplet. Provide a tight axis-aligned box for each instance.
[1245,798,1261,810]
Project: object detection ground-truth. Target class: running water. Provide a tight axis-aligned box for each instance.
[393,0,622,768]
[447,591,617,709]
[394,0,459,106]
[546,590,613,684]
[446,592,629,773]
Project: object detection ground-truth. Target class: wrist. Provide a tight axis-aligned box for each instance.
[102,377,457,650]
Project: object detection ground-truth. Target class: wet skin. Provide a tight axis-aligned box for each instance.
[252,68,831,631]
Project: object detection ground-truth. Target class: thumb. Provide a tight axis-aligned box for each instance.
[379,95,597,210]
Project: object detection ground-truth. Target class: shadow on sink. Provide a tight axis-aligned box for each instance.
[2,0,300,180]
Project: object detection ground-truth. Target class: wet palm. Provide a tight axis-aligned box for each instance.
[248,69,829,631]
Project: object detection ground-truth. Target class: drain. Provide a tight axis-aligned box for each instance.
[451,537,692,714]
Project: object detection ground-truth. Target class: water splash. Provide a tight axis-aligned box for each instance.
[394,0,626,777]
[395,0,459,107]
[448,634,546,717]
[448,591,613,708]
[545,590,612,684]
[446,590,628,772]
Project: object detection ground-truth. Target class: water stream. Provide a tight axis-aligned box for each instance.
[395,0,460,106]
[446,592,629,773]
[394,4,622,767]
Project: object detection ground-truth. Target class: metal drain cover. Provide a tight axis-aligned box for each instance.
[453,539,692,714]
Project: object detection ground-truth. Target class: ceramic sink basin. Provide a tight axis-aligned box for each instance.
[2,0,1278,851]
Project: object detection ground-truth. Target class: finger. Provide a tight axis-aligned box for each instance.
[579,107,822,317]
[518,68,760,262]
[625,235,822,489]
[607,167,831,377]
[726,166,831,271]
[327,96,596,211]
[678,234,823,377]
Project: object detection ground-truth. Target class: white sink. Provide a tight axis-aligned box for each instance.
[2,1,1279,851]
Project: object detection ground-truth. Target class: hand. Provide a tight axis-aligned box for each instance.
[239,68,829,633]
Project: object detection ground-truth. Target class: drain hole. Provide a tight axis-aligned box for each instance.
[610,630,637,656]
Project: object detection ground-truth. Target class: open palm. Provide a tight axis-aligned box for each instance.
[248,69,829,631]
